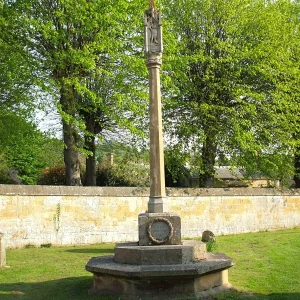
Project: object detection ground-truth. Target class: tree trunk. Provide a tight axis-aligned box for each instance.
[60,86,82,186]
[294,147,300,188]
[85,134,96,186]
[63,122,82,186]
[83,112,100,186]
[199,133,217,188]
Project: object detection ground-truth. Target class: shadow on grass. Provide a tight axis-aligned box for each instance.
[0,276,114,300]
[65,248,114,254]
[0,279,299,300]
[216,289,300,300]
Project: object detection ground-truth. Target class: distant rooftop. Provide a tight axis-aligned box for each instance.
[214,166,244,179]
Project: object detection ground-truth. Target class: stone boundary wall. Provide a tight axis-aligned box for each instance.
[0,185,299,248]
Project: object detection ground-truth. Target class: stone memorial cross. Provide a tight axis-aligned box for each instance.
[144,2,165,214]
[138,0,181,247]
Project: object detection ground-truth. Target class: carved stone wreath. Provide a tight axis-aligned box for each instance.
[147,217,174,245]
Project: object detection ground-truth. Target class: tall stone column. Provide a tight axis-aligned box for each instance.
[145,8,165,213]
[138,5,181,247]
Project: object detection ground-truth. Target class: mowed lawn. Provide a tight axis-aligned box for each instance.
[0,228,299,300]
[210,228,300,300]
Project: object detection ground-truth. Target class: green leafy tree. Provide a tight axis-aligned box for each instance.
[0,110,64,184]
[0,1,38,115]
[80,64,147,186]
[96,141,149,187]
[4,0,147,186]
[289,0,300,187]
[0,111,47,184]
[40,137,65,168]
[163,0,298,187]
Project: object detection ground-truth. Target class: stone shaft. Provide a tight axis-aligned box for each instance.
[147,54,165,213]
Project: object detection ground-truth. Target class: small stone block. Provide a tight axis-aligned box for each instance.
[138,212,181,246]
[182,240,207,260]
[195,270,229,292]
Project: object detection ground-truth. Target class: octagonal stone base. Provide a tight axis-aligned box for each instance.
[86,252,234,299]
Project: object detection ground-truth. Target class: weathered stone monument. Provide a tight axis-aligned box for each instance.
[85,2,234,298]
[138,4,182,249]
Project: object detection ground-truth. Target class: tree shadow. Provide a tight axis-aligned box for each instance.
[65,248,114,254]
[0,279,299,300]
[0,277,114,300]
[215,289,300,300]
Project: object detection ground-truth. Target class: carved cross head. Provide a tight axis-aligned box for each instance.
[144,8,163,55]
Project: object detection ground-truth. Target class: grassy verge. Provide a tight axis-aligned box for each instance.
[212,228,300,300]
[0,228,299,299]
[0,243,115,300]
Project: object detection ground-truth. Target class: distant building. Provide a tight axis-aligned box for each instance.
[189,166,280,188]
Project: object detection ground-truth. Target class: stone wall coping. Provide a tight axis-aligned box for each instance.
[0,184,299,197]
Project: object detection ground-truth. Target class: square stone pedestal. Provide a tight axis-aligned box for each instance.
[138,212,181,246]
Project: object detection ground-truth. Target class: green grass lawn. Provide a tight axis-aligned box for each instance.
[0,228,299,300]
[213,228,300,300]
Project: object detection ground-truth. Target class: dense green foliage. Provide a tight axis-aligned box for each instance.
[162,0,300,186]
[0,2,35,114]
[38,160,149,187]
[0,0,299,186]
[38,165,66,185]
[0,111,45,184]
[0,111,64,184]
[1,0,147,185]
[96,161,149,187]
[38,142,150,186]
